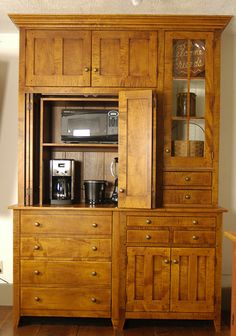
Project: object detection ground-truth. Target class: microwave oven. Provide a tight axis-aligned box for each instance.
[61,109,118,143]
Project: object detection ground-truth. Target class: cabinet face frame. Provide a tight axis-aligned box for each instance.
[163,31,214,169]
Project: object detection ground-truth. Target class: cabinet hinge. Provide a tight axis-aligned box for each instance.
[232,312,235,326]
[211,151,214,160]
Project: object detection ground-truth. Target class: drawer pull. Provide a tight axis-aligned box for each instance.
[34,270,40,275]
[172,259,179,264]
[34,245,40,250]
[92,246,97,251]
[164,259,170,264]
[34,222,40,227]
[91,297,97,303]
[34,296,40,302]
[91,271,97,276]
[192,235,199,240]
[165,148,170,153]
[84,66,90,72]
[146,219,152,224]
[119,188,125,193]
[185,194,191,199]
[192,220,198,225]
[146,234,151,240]
[92,223,98,228]
[185,176,191,181]
[93,68,98,73]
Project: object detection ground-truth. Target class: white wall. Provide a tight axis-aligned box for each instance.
[0,33,18,287]
[0,29,236,304]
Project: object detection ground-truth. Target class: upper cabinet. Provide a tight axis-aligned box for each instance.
[163,32,214,169]
[25,30,157,88]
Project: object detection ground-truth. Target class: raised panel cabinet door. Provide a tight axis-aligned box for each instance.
[26,30,91,86]
[92,31,157,87]
[163,32,214,169]
[126,247,170,312]
[170,248,215,313]
[119,90,153,208]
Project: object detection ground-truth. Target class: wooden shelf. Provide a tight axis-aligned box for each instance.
[42,142,118,150]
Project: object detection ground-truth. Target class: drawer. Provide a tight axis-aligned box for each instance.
[21,260,111,285]
[21,287,111,312]
[21,213,112,235]
[163,171,212,186]
[127,216,178,227]
[173,230,215,245]
[178,217,216,227]
[127,230,169,243]
[163,190,212,205]
[21,237,111,258]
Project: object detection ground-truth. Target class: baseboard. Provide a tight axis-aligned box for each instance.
[0,283,13,305]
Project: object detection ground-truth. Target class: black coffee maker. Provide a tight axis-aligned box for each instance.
[110,157,118,204]
[50,159,75,204]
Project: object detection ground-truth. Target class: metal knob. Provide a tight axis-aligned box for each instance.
[146,235,151,240]
[34,270,40,275]
[34,222,40,227]
[92,246,97,251]
[91,271,97,276]
[164,259,170,264]
[93,68,98,72]
[192,235,199,240]
[119,188,125,193]
[192,220,198,225]
[84,67,90,72]
[34,296,40,302]
[91,297,97,303]
[34,245,40,250]
[92,223,98,228]
[172,259,179,264]
[165,148,170,153]
[185,176,191,181]
[146,219,152,224]
[185,194,191,199]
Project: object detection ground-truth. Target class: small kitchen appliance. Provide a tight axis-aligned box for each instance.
[50,159,75,204]
[110,157,118,204]
[84,180,107,205]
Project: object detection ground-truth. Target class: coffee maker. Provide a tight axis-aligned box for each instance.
[50,159,75,204]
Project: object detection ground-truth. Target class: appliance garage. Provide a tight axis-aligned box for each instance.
[9,14,231,332]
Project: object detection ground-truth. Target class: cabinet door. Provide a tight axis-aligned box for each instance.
[119,90,153,208]
[92,31,157,87]
[126,247,170,312]
[163,32,214,168]
[170,248,215,312]
[26,30,91,86]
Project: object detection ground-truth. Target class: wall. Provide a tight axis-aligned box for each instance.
[0,29,235,306]
[0,33,18,304]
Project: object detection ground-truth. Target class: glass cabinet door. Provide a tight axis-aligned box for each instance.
[164,32,214,168]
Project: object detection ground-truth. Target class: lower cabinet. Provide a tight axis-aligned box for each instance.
[126,246,215,313]
[13,208,223,331]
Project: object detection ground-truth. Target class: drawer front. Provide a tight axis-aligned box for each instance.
[127,230,169,243]
[163,190,212,205]
[127,216,178,227]
[21,214,112,235]
[163,171,212,186]
[21,237,111,258]
[21,287,111,311]
[178,217,216,227]
[173,230,215,245]
[21,260,111,285]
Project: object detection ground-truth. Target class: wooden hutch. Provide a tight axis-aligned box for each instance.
[9,14,231,331]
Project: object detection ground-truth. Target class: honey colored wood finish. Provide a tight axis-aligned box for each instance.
[10,13,231,333]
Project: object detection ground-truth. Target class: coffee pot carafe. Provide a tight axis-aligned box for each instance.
[110,157,118,204]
